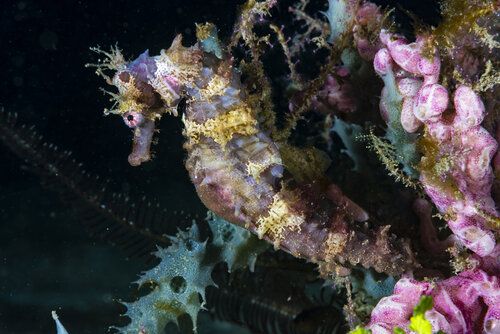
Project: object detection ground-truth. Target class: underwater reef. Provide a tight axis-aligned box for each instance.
[2,0,500,333]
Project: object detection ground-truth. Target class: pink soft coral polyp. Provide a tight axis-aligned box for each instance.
[376,28,499,257]
[454,85,486,128]
[412,84,449,123]
[367,269,500,334]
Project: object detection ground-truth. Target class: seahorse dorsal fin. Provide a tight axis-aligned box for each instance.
[170,34,183,49]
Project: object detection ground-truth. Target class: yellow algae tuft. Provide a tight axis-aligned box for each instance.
[324,232,348,263]
[245,155,282,183]
[199,75,231,101]
[363,129,419,188]
[182,105,258,148]
[279,143,331,183]
[256,192,304,248]
[431,0,497,50]
[417,131,465,201]
[196,22,215,40]
[155,35,203,87]
[86,44,127,83]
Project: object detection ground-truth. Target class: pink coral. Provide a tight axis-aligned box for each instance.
[374,29,499,257]
[413,83,449,124]
[420,85,498,257]
[366,268,500,333]
[494,126,500,175]
[379,31,440,85]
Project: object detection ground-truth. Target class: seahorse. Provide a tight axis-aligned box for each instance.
[89,32,416,276]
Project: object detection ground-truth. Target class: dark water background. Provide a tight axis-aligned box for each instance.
[0,0,440,333]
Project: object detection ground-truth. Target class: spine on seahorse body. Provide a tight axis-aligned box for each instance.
[98,34,416,275]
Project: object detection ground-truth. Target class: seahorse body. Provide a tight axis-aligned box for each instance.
[99,35,416,275]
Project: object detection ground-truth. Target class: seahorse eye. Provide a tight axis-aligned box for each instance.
[118,71,131,83]
[123,111,142,128]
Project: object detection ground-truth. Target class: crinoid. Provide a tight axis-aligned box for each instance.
[0,109,194,260]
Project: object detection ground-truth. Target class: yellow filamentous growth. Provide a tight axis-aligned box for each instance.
[199,76,231,101]
[196,22,215,40]
[149,65,180,108]
[86,44,127,80]
[364,130,419,189]
[100,71,148,116]
[431,0,497,50]
[245,154,281,183]
[183,105,258,148]
[113,78,147,116]
[256,193,304,248]
[324,232,348,262]
[279,143,331,183]
[153,35,203,88]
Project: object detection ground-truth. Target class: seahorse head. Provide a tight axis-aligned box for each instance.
[92,35,203,166]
